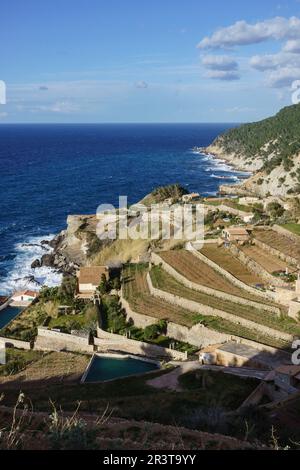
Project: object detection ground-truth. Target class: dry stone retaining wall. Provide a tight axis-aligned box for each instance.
[254,237,298,267]
[228,244,288,289]
[152,250,280,315]
[187,242,277,304]
[146,272,292,343]
[273,224,300,244]
[35,328,94,354]
[120,288,230,348]
[96,327,186,360]
[0,336,31,350]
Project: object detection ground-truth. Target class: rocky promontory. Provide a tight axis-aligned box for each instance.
[204,103,300,198]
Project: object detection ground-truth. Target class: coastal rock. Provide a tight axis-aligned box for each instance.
[31,259,41,269]
[41,253,55,267]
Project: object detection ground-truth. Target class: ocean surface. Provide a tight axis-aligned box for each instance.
[0,123,248,295]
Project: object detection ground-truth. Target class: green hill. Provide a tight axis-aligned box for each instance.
[207,104,300,197]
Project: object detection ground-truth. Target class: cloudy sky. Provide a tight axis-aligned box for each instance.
[1,0,300,123]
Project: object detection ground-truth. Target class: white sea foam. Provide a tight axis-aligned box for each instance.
[197,151,251,182]
[210,174,239,181]
[0,234,62,296]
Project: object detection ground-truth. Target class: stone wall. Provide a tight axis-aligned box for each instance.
[152,250,280,315]
[35,328,94,354]
[187,242,277,304]
[120,293,157,328]
[273,224,300,244]
[254,237,298,267]
[228,243,288,289]
[95,327,186,361]
[166,322,230,349]
[120,287,230,348]
[203,204,251,219]
[147,272,293,343]
[0,336,31,350]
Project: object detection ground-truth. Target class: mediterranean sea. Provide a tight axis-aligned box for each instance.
[0,123,247,294]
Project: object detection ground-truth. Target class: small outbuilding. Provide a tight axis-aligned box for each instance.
[182,193,200,203]
[222,227,250,244]
[11,290,38,303]
[77,266,110,299]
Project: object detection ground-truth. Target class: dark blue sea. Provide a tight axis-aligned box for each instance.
[0,123,247,295]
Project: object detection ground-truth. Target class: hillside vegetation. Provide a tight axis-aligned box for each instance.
[207,104,300,196]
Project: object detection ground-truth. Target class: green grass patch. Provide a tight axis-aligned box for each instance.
[281,223,300,237]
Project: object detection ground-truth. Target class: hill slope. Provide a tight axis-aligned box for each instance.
[206,104,300,197]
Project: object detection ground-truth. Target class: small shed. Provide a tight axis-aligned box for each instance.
[77,266,110,298]
[222,227,250,243]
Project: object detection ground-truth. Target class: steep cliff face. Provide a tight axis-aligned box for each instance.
[206,104,300,197]
[55,214,112,266]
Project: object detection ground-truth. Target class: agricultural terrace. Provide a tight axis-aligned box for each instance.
[123,265,290,349]
[150,266,300,341]
[254,229,300,264]
[241,245,294,274]
[123,264,197,328]
[0,350,89,389]
[204,198,253,213]
[159,250,274,304]
[281,224,300,237]
[200,245,264,286]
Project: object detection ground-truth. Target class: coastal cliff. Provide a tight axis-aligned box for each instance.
[205,103,300,197]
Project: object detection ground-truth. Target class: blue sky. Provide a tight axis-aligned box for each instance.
[1,0,300,123]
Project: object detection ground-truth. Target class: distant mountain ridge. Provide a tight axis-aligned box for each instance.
[206,104,300,197]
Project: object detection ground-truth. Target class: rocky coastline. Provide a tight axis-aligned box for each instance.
[31,231,80,277]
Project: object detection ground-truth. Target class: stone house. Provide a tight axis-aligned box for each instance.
[76,266,109,299]
[222,227,250,244]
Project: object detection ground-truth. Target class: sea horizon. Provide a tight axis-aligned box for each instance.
[0,122,246,295]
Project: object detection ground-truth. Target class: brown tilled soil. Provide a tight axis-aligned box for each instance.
[160,250,268,303]
[201,245,264,286]
[241,245,294,274]
[122,267,196,327]
[254,229,300,263]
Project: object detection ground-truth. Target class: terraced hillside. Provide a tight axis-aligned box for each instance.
[159,250,275,304]
[123,265,197,328]
[201,245,264,286]
[241,245,294,274]
[254,229,300,264]
[150,267,299,348]
[123,265,292,349]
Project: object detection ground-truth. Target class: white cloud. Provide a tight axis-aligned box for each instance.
[249,49,300,87]
[202,55,238,71]
[283,39,300,53]
[33,101,79,114]
[204,70,240,81]
[198,16,300,50]
[267,67,300,88]
[135,80,148,89]
[197,16,300,88]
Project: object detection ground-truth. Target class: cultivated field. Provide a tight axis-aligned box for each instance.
[122,265,291,349]
[150,266,299,342]
[241,245,294,274]
[201,245,264,286]
[160,250,273,303]
[0,351,89,389]
[254,229,300,263]
[123,265,198,328]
